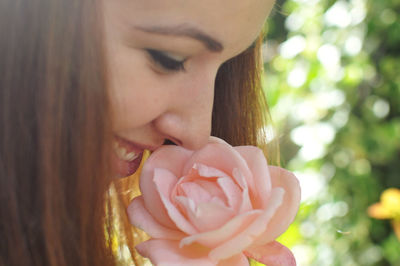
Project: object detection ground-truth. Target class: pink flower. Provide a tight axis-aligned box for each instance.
[127,137,301,266]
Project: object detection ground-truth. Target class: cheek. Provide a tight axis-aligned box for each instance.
[107,47,167,130]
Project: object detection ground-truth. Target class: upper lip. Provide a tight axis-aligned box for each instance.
[114,135,162,152]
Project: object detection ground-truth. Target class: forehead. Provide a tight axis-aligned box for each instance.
[110,0,275,54]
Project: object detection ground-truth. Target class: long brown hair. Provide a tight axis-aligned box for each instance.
[0,1,273,266]
[0,0,113,265]
[213,36,277,162]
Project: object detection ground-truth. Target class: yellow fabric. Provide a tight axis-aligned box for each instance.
[105,150,151,265]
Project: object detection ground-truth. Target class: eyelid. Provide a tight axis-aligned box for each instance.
[145,49,187,72]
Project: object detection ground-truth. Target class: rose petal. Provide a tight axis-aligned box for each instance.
[136,239,215,266]
[253,167,301,246]
[232,168,253,213]
[234,146,272,209]
[127,196,185,240]
[179,181,213,205]
[196,198,236,231]
[140,146,193,229]
[218,253,249,266]
[176,195,235,232]
[208,136,229,145]
[195,163,229,179]
[154,169,198,235]
[174,196,197,218]
[143,145,193,177]
[244,241,296,266]
[180,210,262,248]
[175,165,227,202]
[195,179,227,202]
[217,176,242,211]
[209,188,285,261]
[183,142,255,193]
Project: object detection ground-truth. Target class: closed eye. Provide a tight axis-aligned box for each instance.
[146,49,186,72]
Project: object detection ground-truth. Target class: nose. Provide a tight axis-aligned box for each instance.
[153,70,216,151]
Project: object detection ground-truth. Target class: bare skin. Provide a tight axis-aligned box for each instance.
[102,0,275,176]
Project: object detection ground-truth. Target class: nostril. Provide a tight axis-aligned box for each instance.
[163,138,181,146]
[163,139,175,145]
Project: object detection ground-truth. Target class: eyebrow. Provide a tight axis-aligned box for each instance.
[134,24,224,52]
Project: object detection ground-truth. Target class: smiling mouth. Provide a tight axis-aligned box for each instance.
[112,136,149,177]
[113,141,141,162]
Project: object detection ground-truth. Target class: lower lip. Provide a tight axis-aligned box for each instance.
[112,151,143,178]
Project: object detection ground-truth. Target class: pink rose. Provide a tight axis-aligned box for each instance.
[127,137,300,266]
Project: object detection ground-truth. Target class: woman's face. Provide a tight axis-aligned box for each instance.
[103,0,274,177]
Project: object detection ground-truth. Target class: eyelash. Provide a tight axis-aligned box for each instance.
[146,49,186,72]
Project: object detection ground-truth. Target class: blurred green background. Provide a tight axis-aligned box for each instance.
[263,0,400,265]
